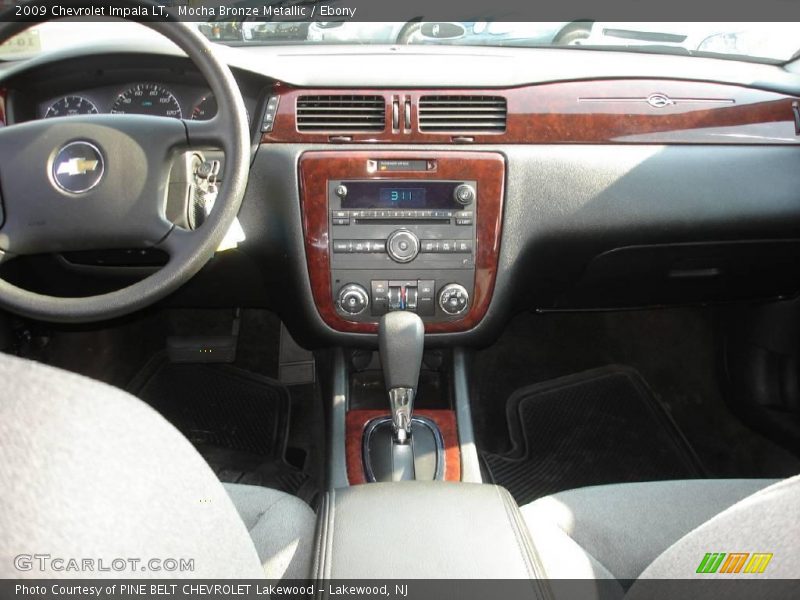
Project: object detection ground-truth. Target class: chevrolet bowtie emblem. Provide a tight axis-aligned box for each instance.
[52,141,105,194]
[56,157,99,176]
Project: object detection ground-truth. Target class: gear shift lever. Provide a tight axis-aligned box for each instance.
[364,311,442,482]
[379,311,424,444]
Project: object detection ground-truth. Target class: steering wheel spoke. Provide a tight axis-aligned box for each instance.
[184,116,229,148]
[157,225,197,259]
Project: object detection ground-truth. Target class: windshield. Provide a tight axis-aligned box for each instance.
[2,21,800,63]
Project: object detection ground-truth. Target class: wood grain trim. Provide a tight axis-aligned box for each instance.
[264,80,800,145]
[346,409,461,485]
[298,150,505,334]
[0,88,6,127]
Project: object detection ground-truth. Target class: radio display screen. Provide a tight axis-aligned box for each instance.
[378,187,426,205]
[338,181,464,209]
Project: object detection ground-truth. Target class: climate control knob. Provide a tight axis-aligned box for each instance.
[438,283,469,315]
[386,229,420,263]
[454,184,476,206]
[338,284,369,315]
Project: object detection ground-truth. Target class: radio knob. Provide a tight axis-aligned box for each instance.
[386,229,420,263]
[335,184,348,199]
[454,184,475,206]
[338,283,369,315]
[438,284,469,315]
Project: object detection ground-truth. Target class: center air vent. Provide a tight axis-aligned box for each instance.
[296,95,386,132]
[418,96,507,133]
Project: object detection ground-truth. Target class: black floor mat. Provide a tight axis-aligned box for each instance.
[129,355,310,498]
[482,366,705,505]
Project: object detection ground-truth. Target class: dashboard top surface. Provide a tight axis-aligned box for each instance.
[2,40,800,96]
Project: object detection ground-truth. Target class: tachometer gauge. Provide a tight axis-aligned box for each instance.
[110,83,182,119]
[191,94,217,120]
[191,94,250,124]
[44,96,99,118]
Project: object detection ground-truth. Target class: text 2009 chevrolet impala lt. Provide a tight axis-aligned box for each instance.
[0,4,798,598]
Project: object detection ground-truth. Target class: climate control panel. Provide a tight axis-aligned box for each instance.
[335,277,471,321]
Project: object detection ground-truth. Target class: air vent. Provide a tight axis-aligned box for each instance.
[418,95,507,133]
[296,95,386,132]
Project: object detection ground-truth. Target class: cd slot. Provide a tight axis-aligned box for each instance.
[354,218,449,225]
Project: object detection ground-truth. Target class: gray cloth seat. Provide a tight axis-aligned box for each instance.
[521,477,800,598]
[223,483,316,580]
[0,352,315,579]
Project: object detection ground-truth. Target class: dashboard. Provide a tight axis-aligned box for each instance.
[2,43,800,346]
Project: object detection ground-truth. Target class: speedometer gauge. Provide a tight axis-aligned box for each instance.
[110,83,182,119]
[45,96,99,118]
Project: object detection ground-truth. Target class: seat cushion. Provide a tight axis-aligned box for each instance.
[223,483,316,580]
[631,474,800,585]
[521,479,776,586]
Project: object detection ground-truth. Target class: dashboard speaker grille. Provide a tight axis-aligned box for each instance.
[418,95,507,133]
[296,95,386,132]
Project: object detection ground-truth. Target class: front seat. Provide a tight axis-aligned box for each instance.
[521,476,800,598]
[0,352,315,579]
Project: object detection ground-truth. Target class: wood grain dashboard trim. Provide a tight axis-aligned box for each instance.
[345,409,461,485]
[298,150,505,334]
[264,80,800,145]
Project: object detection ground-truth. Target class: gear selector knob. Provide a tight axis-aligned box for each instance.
[379,311,424,443]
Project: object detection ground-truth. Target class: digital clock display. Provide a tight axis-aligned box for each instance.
[379,187,426,205]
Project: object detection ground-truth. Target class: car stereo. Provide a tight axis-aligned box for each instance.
[328,178,477,321]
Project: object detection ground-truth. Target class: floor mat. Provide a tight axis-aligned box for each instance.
[129,354,310,497]
[482,365,705,505]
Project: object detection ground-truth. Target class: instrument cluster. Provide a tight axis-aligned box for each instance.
[39,82,236,122]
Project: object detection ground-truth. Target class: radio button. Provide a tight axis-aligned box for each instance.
[332,218,350,226]
[387,229,420,263]
[454,184,476,206]
[456,218,473,226]
[455,240,473,253]
[333,210,348,218]
[440,240,455,253]
[421,240,439,253]
[333,240,351,253]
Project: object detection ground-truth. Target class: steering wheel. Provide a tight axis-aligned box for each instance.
[0,1,250,323]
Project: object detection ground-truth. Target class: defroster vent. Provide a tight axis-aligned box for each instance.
[418,95,507,133]
[296,95,386,132]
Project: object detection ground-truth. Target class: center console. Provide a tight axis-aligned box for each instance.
[299,151,505,333]
[314,481,543,580]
